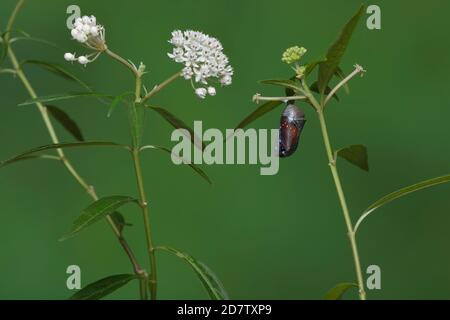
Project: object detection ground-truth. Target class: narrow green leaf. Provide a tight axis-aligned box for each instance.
[336,144,368,171]
[19,92,114,106]
[110,211,132,234]
[140,145,211,185]
[60,196,138,241]
[355,174,450,233]
[233,101,283,130]
[157,246,229,300]
[304,56,327,77]
[147,106,204,151]
[325,283,358,300]
[318,5,364,93]
[22,60,90,90]
[46,105,84,141]
[310,82,339,101]
[0,141,128,168]
[260,79,303,92]
[69,274,137,300]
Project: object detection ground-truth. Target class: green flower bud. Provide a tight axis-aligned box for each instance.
[281,46,307,64]
[294,65,306,79]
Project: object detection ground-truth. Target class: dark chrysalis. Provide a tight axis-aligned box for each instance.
[279,104,306,158]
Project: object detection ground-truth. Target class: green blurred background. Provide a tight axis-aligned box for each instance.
[1,0,450,300]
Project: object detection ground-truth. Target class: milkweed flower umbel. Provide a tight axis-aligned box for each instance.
[167,30,233,99]
[64,15,106,66]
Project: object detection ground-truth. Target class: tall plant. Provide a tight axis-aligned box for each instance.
[236,5,450,300]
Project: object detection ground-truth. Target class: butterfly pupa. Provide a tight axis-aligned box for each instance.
[279,104,306,158]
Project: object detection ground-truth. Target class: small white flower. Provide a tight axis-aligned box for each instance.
[182,66,194,79]
[168,30,233,97]
[220,75,232,86]
[68,13,105,47]
[195,88,207,99]
[71,28,80,38]
[90,26,99,37]
[64,52,76,62]
[78,55,89,65]
[82,15,91,24]
[65,12,106,66]
[207,86,216,96]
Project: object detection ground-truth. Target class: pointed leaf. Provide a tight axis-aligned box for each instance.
[0,142,128,168]
[19,92,114,106]
[157,246,229,300]
[147,106,204,151]
[355,174,450,233]
[22,60,90,90]
[69,274,138,300]
[336,144,368,171]
[60,196,138,241]
[260,79,303,93]
[46,105,84,141]
[234,101,283,130]
[325,283,358,300]
[318,5,364,93]
[140,145,211,185]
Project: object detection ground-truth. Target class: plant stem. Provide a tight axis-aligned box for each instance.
[5,0,146,299]
[105,48,139,78]
[317,110,366,300]
[106,47,163,300]
[324,64,365,105]
[303,82,366,300]
[5,0,25,42]
[252,94,307,103]
[131,147,157,299]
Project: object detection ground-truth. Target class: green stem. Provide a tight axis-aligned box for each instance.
[5,0,25,42]
[131,147,157,299]
[317,110,366,300]
[303,82,366,300]
[106,48,157,299]
[5,0,146,300]
[105,48,139,78]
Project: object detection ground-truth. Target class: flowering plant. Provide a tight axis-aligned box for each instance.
[233,5,450,300]
[0,1,230,300]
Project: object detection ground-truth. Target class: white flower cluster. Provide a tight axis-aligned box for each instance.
[168,30,233,99]
[64,15,106,66]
